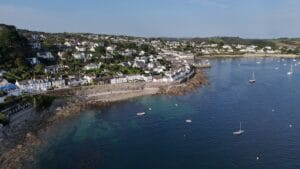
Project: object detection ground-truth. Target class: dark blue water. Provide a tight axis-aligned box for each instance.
[36,58,300,169]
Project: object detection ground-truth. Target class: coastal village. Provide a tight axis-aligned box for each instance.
[1,24,300,132]
[1,30,299,95]
[2,0,300,168]
[1,24,300,158]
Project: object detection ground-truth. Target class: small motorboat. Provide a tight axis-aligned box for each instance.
[186,119,192,123]
[137,112,146,116]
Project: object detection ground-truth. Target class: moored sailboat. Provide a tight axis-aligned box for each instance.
[249,72,256,83]
[287,65,293,75]
[233,122,244,135]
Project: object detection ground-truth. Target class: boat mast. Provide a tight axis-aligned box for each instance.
[240,121,242,130]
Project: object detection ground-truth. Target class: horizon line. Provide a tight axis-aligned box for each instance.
[3,23,300,40]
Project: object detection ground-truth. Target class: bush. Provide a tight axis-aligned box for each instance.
[4,95,17,103]
[34,95,56,111]
[0,91,7,97]
[0,112,9,125]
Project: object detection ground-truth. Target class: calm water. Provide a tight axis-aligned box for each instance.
[36,58,300,169]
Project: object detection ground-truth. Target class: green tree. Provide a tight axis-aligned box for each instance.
[95,46,106,55]
[34,64,45,75]
[0,24,32,70]
[34,95,55,111]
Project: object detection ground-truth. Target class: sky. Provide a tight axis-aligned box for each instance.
[0,0,300,38]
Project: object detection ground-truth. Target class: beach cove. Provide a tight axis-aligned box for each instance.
[0,69,207,169]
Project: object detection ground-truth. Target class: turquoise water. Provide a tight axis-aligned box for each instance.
[36,58,300,169]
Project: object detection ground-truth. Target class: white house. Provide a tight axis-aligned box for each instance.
[84,75,95,83]
[73,53,86,60]
[110,75,153,84]
[76,46,86,52]
[16,79,65,93]
[235,44,245,49]
[31,42,41,49]
[27,57,39,65]
[89,47,96,52]
[106,46,114,53]
[222,45,232,49]
[101,55,114,59]
[265,46,272,50]
[64,42,72,47]
[139,50,145,56]
[84,63,102,70]
[37,52,54,60]
[147,62,154,69]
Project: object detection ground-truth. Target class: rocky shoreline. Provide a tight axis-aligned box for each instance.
[199,53,300,58]
[160,69,208,96]
[0,69,207,169]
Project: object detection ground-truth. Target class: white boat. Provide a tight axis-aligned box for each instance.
[233,122,244,135]
[186,119,192,123]
[249,72,256,83]
[287,65,293,75]
[137,112,146,116]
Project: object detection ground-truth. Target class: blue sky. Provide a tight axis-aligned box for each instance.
[0,0,300,38]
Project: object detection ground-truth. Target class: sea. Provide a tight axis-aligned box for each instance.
[35,58,300,169]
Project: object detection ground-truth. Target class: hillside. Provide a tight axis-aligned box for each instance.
[0,24,32,81]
